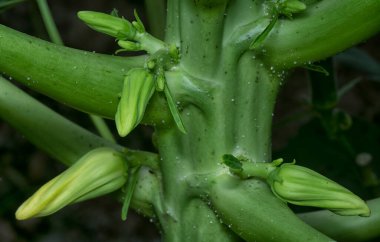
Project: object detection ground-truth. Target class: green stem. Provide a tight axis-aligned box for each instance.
[236,162,276,180]
[89,115,115,143]
[0,24,144,118]
[0,76,159,216]
[0,0,25,9]
[262,0,380,68]
[135,31,166,54]
[210,175,334,242]
[298,198,380,242]
[0,76,119,165]
[170,0,229,77]
[36,0,63,45]
[0,75,158,169]
[36,0,116,143]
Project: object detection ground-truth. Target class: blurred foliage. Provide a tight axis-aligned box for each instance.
[274,48,380,218]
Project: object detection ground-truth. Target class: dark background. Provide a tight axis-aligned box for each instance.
[0,1,379,241]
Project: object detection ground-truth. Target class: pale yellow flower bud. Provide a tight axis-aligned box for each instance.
[268,163,370,217]
[77,11,136,40]
[115,68,155,137]
[16,147,128,220]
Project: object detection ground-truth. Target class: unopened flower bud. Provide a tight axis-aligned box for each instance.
[78,11,136,39]
[16,147,128,220]
[267,163,370,216]
[115,68,155,137]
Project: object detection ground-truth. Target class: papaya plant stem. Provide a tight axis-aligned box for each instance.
[0,24,144,118]
[263,0,380,69]
[298,197,380,242]
[36,0,116,142]
[150,2,332,241]
[0,76,119,165]
[209,175,333,242]
[0,75,158,169]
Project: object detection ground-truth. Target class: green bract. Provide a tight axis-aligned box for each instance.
[267,163,371,217]
[15,147,128,220]
[77,11,136,39]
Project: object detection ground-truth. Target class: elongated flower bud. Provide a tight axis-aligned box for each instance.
[16,147,128,220]
[267,163,370,216]
[78,11,136,39]
[115,68,155,137]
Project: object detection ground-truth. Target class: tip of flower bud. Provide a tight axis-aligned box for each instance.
[77,11,136,40]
